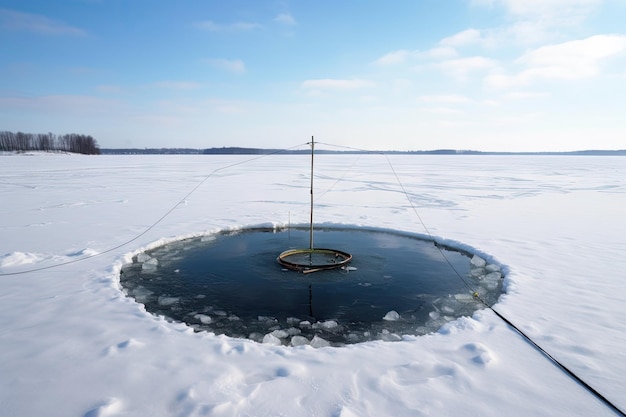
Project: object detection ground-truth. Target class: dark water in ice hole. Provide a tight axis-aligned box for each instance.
[120,228,504,346]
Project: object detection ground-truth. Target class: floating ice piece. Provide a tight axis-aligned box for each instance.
[347,333,360,342]
[299,320,312,329]
[379,330,402,342]
[131,286,154,303]
[286,327,301,336]
[314,320,339,331]
[136,253,151,262]
[484,271,502,281]
[485,281,498,290]
[342,266,357,271]
[383,310,400,321]
[258,315,278,323]
[194,314,212,324]
[470,255,486,268]
[290,335,309,347]
[469,267,485,278]
[485,263,501,273]
[429,311,440,320]
[310,335,330,348]
[454,293,474,303]
[286,317,301,325]
[158,296,179,306]
[271,329,289,339]
[248,332,264,343]
[141,257,158,270]
[262,333,282,346]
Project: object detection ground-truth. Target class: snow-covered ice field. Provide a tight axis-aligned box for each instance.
[1,152,625,417]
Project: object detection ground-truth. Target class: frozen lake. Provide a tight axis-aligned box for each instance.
[1,153,625,416]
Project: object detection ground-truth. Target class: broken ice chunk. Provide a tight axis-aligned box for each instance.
[383,310,400,321]
[157,296,179,306]
[262,333,282,345]
[136,253,151,262]
[484,271,502,282]
[470,255,486,268]
[310,335,330,348]
[290,336,309,347]
[141,257,158,270]
[194,314,212,324]
[270,329,289,339]
[469,267,485,278]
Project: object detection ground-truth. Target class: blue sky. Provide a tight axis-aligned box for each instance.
[1,0,625,151]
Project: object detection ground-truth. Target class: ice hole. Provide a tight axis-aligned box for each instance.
[119,227,504,347]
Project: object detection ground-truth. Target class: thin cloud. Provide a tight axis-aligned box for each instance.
[486,34,626,88]
[373,46,457,66]
[274,13,296,26]
[205,59,246,74]
[152,81,204,90]
[503,91,550,100]
[95,85,125,94]
[0,94,119,113]
[302,79,376,90]
[472,0,601,27]
[373,50,412,66]
[418,94,472,104]
[438,56,499,80]
[491,0,600,18]
[440,28,483,47]
[0,8,86,36]
[194,20,262,32]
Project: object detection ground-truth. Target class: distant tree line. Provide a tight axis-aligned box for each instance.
[0,131,100,155]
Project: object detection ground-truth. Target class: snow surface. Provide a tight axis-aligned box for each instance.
[1,153,625,417]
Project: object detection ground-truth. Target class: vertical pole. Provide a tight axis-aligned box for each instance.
[309,136,314,251]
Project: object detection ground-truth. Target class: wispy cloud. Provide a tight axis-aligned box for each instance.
[194,20,262,32]
[373,50,412,66]
[274,13,296,26]
[152,81,204,90]
[0,8,86,36]
[205,59,246,74]
[302,79,376,90]
[502,91,550,100]
[0,94,119,113]
[95,85,125,94]
[373,46,457,66]
[472,0,602,30]
[486,34,626,88]
[479,0,601,18]
[438,56,499,80]
[418,94,472,104]
[440,29,483,47]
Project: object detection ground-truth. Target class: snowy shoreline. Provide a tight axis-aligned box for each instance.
[1,154,625,416]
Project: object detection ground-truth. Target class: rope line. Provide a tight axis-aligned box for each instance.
[0,143,309,277]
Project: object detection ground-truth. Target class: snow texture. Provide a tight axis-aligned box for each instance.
[1,154,625,417]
